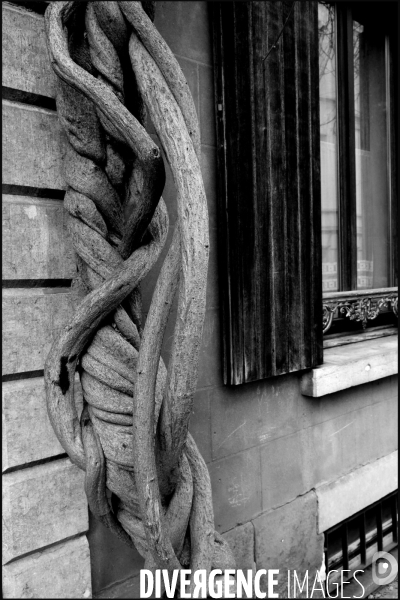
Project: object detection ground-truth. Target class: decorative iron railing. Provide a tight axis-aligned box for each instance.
[323,288,398,334]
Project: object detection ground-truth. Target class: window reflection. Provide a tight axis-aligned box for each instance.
[319,3,392,292]
[319,3,338,292]
[353,18,390,290]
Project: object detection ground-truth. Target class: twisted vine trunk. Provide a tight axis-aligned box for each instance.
[44,0,235,594]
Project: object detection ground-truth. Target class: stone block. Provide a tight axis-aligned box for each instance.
[210,374,301,461]
[305,411,358,486]
[260,430,312,513]
[298,374,395,430]
[2,3,56,98]
[199,64,216,146]
[196,309,224,389]
[305,395,398,488]
[352,395,398,466]
[209,446,262,533]
[189,387,212,464]
[2,459,88,563]
[2,287,75,375]
[2,535,91,599]
[222,522,255,571]
[2,376,83,472]
[2,195,75,280]
[154,1,212,66]
[95,574,141,599]
[88,512,143,597]
[253,491,324,598]
[2,101,65,190]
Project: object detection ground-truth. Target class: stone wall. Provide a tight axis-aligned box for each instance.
[2,1,91,597]
[2,1,397,598]
[90,3,398,597]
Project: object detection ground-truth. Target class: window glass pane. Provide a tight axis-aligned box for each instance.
[347,516,362,571]
[353,18,390,289]
[319,3,339,292]
[382,495,396,546]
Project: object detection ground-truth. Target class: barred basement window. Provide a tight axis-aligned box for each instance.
[319,1,398,336]
[324,491,398,593]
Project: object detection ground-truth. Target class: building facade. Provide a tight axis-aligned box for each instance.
[2,1,398,598]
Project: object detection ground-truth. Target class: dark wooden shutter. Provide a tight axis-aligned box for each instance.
[211,1,323,385]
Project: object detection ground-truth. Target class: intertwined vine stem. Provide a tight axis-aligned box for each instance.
[44,0,235,591]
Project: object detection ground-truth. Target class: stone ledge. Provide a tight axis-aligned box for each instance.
[253,491,324,598]
[2,459,87,564]
[2,535,91,599]
[222,522,255,571]
[301,337,398,397]
[316,451,398,533]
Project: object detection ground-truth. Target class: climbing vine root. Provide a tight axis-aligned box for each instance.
[44,0,235,587]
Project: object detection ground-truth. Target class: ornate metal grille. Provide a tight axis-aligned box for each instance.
[323,288,398,334]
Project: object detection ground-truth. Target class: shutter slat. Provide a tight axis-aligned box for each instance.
[212,1,323,385]
[287,1,304,369]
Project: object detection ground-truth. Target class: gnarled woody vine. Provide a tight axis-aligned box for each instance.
[44,0,235,589]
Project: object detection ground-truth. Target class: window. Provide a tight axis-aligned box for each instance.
[319,1,398,337]
[211,2,397,385]
[324,491,398,592]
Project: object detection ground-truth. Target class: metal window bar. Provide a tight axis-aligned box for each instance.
[377,503,384,551]
[359,512,367,566]
[324,535,330,577]
[342,522,349,570]
[392,494,398,543]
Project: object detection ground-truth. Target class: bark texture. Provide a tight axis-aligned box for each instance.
[44,0,235,590]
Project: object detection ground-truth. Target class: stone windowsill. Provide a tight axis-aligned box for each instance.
[316,451,397,533]
[300,336,398,397]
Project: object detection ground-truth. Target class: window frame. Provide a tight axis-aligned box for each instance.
[320,1,398,337]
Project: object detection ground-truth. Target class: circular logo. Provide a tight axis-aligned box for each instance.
[372,551,398,586]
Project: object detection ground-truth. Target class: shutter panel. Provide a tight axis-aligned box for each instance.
[211,1,323,385]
